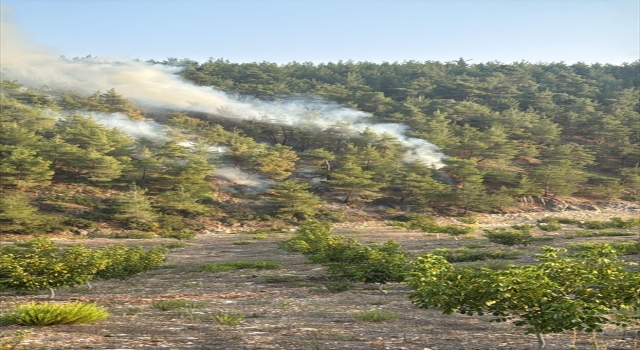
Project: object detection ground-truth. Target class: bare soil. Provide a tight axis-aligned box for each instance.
[1,205,639,350]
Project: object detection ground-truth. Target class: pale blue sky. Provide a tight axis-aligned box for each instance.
[2,0,639,65]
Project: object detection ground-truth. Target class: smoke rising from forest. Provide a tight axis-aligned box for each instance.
[1,14,446,167]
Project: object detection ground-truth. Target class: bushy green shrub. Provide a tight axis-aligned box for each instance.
[537,220,562,232]
[282,220,409,285]
[279,220,335,257]
[94,245,167,280]
[484,228,534,246]
[201,261,280,272]
[566,230,637,238]
[352,310,400,322]
[387,214,474,238]
[538,217,581,225]
[578,217,640,229]
[326,240,409,284]
[0,302,109,326]
[569,241,640,256]
[0,237,105,297]
[0,238,168,296]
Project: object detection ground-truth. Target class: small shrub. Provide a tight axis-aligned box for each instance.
[0,302,109,326]
[156,214,204,232]
[569,241,640,256]
[214,312,244,326]
[578,217,640,229]
[511,224,534,233]
[386,215,474,237]
[151,300,205,311]
[62,218,97,230]
[95,245,167,280]
[537,221,562,232]
[456,215,479,225]
[566,230,636,238]
[352,310,400,322]
[162,242,187,249]
[484,228,534,246]
[538,216,581,225]
[201,261,280,273]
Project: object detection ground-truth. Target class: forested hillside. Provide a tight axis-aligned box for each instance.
[1,59,639,235]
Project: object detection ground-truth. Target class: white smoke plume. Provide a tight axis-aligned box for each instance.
[213,166,274,193]
[85,112,169,140]
[1,12,446,167]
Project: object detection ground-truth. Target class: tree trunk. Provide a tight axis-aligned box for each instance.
[536,333,546,349]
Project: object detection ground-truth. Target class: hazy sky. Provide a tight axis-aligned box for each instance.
[2,0,639,65]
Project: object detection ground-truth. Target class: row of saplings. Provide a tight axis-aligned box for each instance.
[280,221,640,350]
[0,237,167,328]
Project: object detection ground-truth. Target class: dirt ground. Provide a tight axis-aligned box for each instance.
[1,206,639,350]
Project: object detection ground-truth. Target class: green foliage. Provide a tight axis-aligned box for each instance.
[214,312,245,326]
[0,237,105,295]
[386,214,475,237]
[538,217,582,225]
[200,261,280,272]
[0,191,40,233]
[0,147,54,189]
[162,241,187,249]
[94,245,167,280]
[565,230,637,238]
[325,240,409,284]
[267,180,322,220]
[0,302,109,326]
[431,247,523,262]
[483,228,534,246]
[536,220,562,232]
[2,59,640,227]
[108,184,158,231]
[352,310,400,322]
[569,241,640,256]
[282,220,408,284]
[578,217,640,229]
[280,220,335,256]
[150,300,206,311]
[406,246,640,339]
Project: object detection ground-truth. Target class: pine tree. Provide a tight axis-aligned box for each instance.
[0,148,54,189]
[267,180,322,220]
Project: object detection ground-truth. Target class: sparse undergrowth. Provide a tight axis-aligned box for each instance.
[0,302,109,326]
[352,309,400,322]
